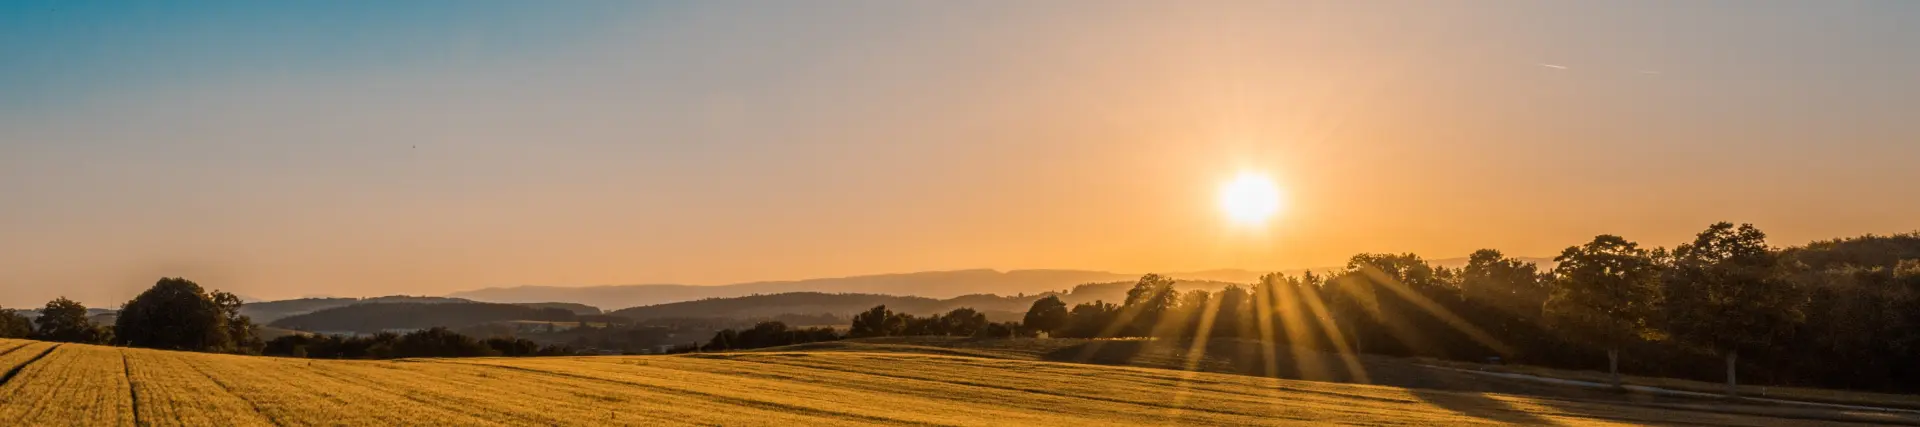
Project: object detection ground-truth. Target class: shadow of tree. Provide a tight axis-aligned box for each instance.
[1411,389,1561,425]
[1040,340,1147,366]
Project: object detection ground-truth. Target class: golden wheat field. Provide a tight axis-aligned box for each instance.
[0,338,1905,426]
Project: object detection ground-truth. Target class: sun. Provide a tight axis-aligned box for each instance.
[1219,172,1284,225]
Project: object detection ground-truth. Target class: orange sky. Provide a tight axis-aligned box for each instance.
[4,2,1918,307]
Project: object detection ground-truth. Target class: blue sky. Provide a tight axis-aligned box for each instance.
[0,1,651,109]
[3,1,1919,306]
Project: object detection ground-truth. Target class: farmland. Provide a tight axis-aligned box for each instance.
[0,338,1911,426]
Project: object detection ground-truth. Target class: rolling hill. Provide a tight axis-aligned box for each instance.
[268,302,579,334]
[608,292,1035,323]
[451,269,1143,310]
[449,260,1553,311]
[0,337,1874,426]
[607,278,1249,324]
[240,297,602,324]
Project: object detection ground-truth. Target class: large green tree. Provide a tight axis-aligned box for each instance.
[1662,223,1806,396]
[1544,235,1663,387]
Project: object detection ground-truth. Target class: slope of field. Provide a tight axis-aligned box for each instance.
[0,338,1906,426]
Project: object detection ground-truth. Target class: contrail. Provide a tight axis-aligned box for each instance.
[1537,63,1568,70]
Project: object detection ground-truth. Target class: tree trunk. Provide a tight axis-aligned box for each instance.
[1607,349,1621,387]
[1725,350,1739,398]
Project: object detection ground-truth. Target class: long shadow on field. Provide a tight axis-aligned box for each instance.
[1040,340,1146,366]
[1410,389,1559,425]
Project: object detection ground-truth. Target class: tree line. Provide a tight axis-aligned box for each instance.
[688,306,1035,352]
[1,278,572,360]
[1008,223,1920,395]
[638,223,1920,396]
[0,278,255,351]
[261,327,573,359]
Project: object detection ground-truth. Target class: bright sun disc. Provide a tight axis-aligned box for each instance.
[1220,172,1283,225]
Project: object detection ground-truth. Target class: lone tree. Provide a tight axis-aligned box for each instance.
[1021,295,1069,337]
[1544,235,1663,387]
[34,297,107,343]
[1663,223,1806,397]
[115,277,258,352]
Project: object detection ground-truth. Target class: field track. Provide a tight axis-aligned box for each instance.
[0,338,1905,426]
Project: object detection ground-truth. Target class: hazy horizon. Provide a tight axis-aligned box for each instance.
[6,1,1919,308]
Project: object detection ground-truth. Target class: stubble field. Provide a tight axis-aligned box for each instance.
[0,338,1902,426]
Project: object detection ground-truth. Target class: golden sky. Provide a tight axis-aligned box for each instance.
[3,2,1918,306]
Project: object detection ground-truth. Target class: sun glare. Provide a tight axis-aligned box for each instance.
[1219,172,1284,225]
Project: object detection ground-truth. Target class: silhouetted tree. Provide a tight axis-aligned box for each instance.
[33,297,108,344]
[983,321,1027,338]
[849,305,901,338]
[212,291,262,354]
[1545,235,1663,387]
[1173,289,1211,338]
[115,278,234,352]
[1663,223,1806,396]
[1021,296,1069,336]
[1122,274,1179,337]
[939,308,988,336]
[701,321,841,351]
[394,327,498,358]
[1459,249,1552,357]
[1059,300,1118,338]
[0,308,31,338]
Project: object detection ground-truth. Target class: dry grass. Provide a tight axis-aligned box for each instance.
[0,338,1903,426]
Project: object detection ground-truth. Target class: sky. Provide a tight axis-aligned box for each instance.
[4,1,1919,307]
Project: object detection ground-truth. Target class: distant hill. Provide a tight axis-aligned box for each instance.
[268,302,578,334]
[1055,279,1248,305]
[452,269,1126,311]
[239,296,470,323]
[605,277,1248,324]
[610,292,1037,323]
[19,308,119,320]
[514,302,602,315]
[452,269,1309,311]
[239,296,600,323]
[450,261,1553,311]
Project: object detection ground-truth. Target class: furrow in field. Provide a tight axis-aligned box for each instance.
[122,348,277,427]
[438,358,953,426]
[0,341,56,384]
[541,356,1173,427]
[178,353,498,426]
[123,351,141,427]
[570,355,1292,426]
[0,344,136,426]
[673,353,1453,425]
[377,358,850,426]
[369,360,736,426]
[0,339,34,357]
[304,358,701,426]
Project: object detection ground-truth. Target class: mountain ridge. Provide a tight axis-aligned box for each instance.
[448,257,1555,310]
